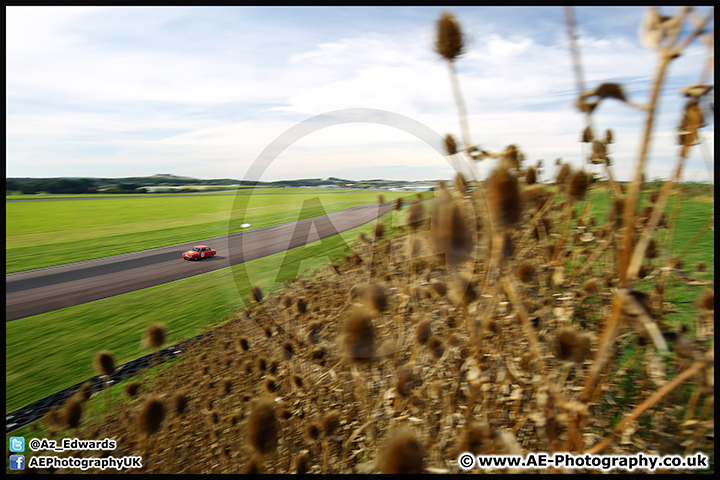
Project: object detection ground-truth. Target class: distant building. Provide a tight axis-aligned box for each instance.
[399,185,434,192]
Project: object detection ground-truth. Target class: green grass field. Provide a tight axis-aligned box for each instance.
[5,188,401,273]
[5,203,411,414]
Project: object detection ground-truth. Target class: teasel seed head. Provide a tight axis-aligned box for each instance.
[395,197,403,211]
[435,11,464,62]
[649,190,660,204]
[307,321,322,344]
[582,278,600,295]
[244,459,262,475]
[407,200,425,231]
[247,397,278,456]
[143,323,166,350]
[449,273,477,308]
[645,238,659,259]
[526,166,537,185]
[343,308,376,363]
[222,377,232,396]
[568,170,589,201]
[454,172,468,195]
[582,126,594,143]
[430,195,474,266]
[295,452,309,474]
[282,342,295,361]
[604,128,614,144]
[444,133,458,155]
[125,381,141,399]
[396,365,419,397]
[75,381,93,402]
[375,220,385,239]
[310,346,327,364]
[138,395,165,436]
[353,283,388,313]
[502,144,520,170]
[251,285,263,303]
[488,166,522,230]
[306,422,321,442]
[294,297,307,315]
[415,318,432,344]
[264,376,278,394]
[447,332,463,347]
[208,409,219,425]
[554,327,592,364]
[379,426,426,474]
[63,396,83,429]
[429,279,447,297]
[610,196,626,228]
[256,357,267,373]
[700,289,714,311]
[516,262,535,284]
[427,335,445,360]
[556,162,571,185]
[378,194,385,205]
[322,410,341,437]
[94,350,115,377]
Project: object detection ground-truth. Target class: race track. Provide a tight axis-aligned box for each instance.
[6,203,392,321]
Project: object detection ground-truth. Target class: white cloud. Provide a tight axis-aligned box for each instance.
[5,7,713,182]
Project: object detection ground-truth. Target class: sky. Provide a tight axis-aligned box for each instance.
[6,6,714,183]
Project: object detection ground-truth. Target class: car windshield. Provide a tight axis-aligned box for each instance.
[193,247,202,252]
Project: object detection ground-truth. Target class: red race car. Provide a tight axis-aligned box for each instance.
[182,245,216,261]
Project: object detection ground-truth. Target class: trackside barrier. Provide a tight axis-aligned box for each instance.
[5,329,218,434]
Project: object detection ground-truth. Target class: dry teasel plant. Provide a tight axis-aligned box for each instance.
[342,307,376,364]
[435,10,477,167]
[377,426,425,474]
[251,285,263,303]
[430,193,474,268]
[247,396,279,465]
[351,282,389,313]
[94,350,115,420]
[137,395,165,459]
[62,395,83,430]
[143,323,166,367]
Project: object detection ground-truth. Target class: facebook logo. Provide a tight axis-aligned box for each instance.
[9,454,25,470]
[9,436,25,452]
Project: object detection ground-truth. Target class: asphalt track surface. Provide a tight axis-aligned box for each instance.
[6,203,393,322]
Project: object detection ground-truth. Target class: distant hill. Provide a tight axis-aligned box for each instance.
[6,175,438,195]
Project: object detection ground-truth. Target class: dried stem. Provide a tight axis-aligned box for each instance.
[580,294,624,404]
[564,7,586,98]
[627,143,689,279]
[619,51,673,286]
[677,215,714,260]
[621,7,713,286]
[447,60,473,160]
